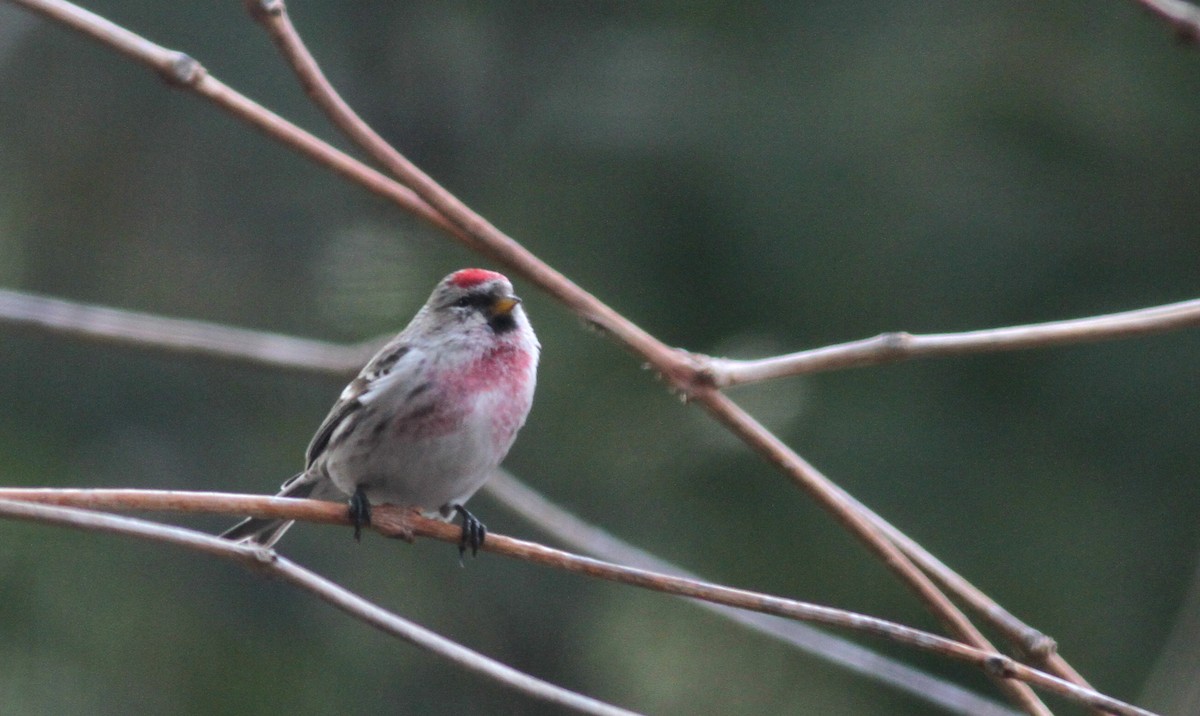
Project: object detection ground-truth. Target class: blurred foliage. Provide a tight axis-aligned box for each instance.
[1,1,1199,714]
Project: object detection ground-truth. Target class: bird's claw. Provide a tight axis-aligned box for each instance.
[454,504,487,559]
[349,487,372,542]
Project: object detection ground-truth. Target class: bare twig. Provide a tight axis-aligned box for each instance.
[0,287,372,374]
[703,297,1200,387]
[0,286,1054,662]
[0,288,1118,702]
[691,389,1055,714]
[1131,0,1200,43]
[827,483,1098,689]
[0,498,641,716]
[486,472,1024,716]
[243,0,411,179]
[234,7,1058,712]
[0,488,989,644]
[0,490,1159,716]
[1,6,1050,714]
[7,1,1166,711]
[0,280,1022,716]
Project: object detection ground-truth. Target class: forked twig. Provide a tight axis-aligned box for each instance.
[6,1,1176,713]
[234,5,1054,712]
[0,287,1014,716]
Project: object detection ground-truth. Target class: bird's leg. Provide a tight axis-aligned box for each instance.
[348,486,372,542]
[453,504,487,558]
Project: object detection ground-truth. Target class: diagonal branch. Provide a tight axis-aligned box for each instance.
[0,288,1018,716]
[235,6,1056,711]
[1,4,1047,712]
[0,488,1000,646]
[0,286,1053,663]
[7,0,683,378]
[0,498,640,716]
[702,297,1200,387]
[5,1,1155,712]
[0,490,1159,716]
[486,472,1024,716]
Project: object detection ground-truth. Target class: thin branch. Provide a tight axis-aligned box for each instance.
[826,482,1097,689]
[13,0,680,373]
[3,1,1137,710]
[692,389,1054,714]
[244,0,408,179]
[0,490,1158,716]
[231,0,684,378]
[1131,0,1200,43]
[237,6,1059,712]
[9,0,458,238]
[1,6,1045,712]
[0,287,371,374]
[0,498,640,716]
[485,472,1023,716]
[0,274,1026,716]
[703,297,1200,387]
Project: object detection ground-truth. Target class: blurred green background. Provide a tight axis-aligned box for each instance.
[1,2,1199,714]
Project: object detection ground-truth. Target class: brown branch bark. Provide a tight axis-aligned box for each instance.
[486,472,1025,716]
[0,285,1063,696]
[230,6,1058,712]
[4,0,1160,713]
[0,489,1159,716]
[0,498,641,716]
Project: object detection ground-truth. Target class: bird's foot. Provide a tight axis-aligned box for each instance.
[453,504,487,559]
[349,487,372,542]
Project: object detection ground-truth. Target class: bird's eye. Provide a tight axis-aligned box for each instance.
[454,297,472,308]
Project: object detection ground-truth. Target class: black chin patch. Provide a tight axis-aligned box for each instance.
[488,313,517,334]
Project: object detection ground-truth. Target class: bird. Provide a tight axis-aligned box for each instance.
[221,268,539,556]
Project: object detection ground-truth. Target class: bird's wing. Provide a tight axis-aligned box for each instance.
[304,341,423,468]
[305,392,365,468]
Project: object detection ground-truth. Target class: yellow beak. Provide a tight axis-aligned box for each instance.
[492,296,520,316]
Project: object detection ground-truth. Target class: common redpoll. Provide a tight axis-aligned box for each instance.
[222,268,539,556]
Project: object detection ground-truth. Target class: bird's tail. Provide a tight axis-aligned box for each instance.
[220,472,320,547]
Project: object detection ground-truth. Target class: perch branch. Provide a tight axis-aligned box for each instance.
[7,0,1163,710]
[0,498,639,716]
[0,278,1027,716]
[0,490,1157,716]
[486,472,1023,716]
[235,6,1057,711]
